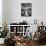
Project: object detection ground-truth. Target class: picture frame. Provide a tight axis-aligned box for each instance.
[21,3,32,17]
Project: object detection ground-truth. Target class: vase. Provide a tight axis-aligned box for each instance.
[0,38,5,44]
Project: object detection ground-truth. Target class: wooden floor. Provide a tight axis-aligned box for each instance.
[40,45,46,46]
[0,44,4,46]
[31,40,46,46]
[0,44,46,46]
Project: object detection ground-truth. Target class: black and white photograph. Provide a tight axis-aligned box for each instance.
[21,3,32,16]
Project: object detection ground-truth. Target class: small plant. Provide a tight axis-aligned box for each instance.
[0,22,9,38]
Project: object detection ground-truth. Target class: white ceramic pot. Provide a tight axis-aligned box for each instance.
[0,38,5,44]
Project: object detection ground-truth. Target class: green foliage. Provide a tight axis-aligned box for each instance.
[0,28,8,38]
[0,23,9,38]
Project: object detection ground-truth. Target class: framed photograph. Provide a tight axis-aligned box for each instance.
[21,3,32,17]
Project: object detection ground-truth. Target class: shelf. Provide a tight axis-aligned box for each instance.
[10,32,23,33]
[9,25,31,26]
[16,32,23,33]
[10,32,15,33]
[9,25,31,36]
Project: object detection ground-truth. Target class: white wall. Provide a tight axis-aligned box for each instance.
[2,0,8,24]
[2,0,46,26]
[0,0,2,27]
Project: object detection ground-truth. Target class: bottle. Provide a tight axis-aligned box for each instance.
[34,19,37,24]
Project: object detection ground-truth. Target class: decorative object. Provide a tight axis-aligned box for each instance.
[21,3,32,16]
[26,27,32,40]
[0,38,5,44]
[34,19,37,24]
[0,23,9,38]
[0,22,9,44]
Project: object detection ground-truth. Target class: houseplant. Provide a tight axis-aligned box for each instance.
[0,23,9,44]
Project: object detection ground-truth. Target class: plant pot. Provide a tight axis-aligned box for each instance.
[0,38,5,44]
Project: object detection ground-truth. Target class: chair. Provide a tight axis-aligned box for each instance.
[38,26,46,45]
[5,38,15,46]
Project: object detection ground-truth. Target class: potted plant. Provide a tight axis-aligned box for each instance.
[0,23,9,44]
